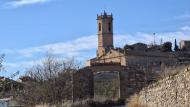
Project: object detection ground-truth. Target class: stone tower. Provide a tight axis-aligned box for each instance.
[97,11,114,57]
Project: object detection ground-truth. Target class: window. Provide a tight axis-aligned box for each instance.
[99,23,101,31]
[108,22,111,32]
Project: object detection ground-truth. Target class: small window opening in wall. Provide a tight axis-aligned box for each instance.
[108,22,111,32]
[99,23,101,31]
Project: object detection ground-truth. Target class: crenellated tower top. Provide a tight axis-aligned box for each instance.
[97,11,114,57]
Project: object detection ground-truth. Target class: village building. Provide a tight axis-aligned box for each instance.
[180,40,190,51]
[86,12,190,70]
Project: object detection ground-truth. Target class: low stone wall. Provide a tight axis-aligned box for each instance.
[73,66,147,100]
[138,66,190,107]
[120,68,146,99]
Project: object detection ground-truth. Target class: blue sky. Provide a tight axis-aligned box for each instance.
[0,0,190,77]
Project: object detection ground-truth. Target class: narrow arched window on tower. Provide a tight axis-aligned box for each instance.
[108,22,111,32]
[99,23,101,31]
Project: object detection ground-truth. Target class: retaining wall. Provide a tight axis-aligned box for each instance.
[139,66,190,107]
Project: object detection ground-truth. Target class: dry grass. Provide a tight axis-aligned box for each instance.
[62,101,72,107]
[126,94,147,107]
[69,97,125,107]
[34,97,125,107]
[35,104,56,107]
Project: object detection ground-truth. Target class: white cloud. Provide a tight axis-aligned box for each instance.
[6,0,50,8]
[3,26,190,71]
[7,60,38,68]
[18,35,97,58]
[7,27,190,58]
[176,13,190,20]
[181,26,190,31]
[2,59,43,77]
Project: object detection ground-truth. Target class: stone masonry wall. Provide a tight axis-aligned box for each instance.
[138,66,190,107]
[73,68,94,101]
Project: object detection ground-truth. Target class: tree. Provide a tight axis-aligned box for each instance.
[18,54,80,106]
[174,39,179,51]
[161,42,172,52]
[0,54,5,72]
[0,54,7,98]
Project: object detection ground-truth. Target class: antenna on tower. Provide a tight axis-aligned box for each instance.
[153,33,156,45]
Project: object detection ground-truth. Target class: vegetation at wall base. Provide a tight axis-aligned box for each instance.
[126,94,148,107]
[70,98,125,107]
